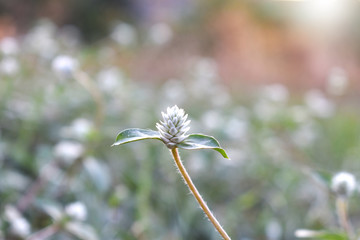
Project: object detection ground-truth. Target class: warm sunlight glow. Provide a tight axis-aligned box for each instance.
[294,0,350,31]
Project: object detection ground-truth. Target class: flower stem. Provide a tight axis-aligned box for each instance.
[336,197,354,239]
[74,71,104,129]
[170,148,231,240]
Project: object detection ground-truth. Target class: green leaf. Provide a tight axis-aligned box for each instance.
[112,128,161,146]
[177,134,229,159]
[84,157,111,193]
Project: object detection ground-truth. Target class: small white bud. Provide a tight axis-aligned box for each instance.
[295,229,323,238]
[331,172,356,198]
[54,141,84,165]
[52,55,78,79]
[65,201,87,221]
[156,105,190,149]
[4,205,31,237]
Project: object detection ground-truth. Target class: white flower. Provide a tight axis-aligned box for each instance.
[97,67,124,93]
[60,118,94,140]
[0,57,19,76]
[262,84,289,103]
[148,23,173,45]
[54,141,84,165]
[331,172,356,198]
[156,105,191,149]
[0,37,19,55]
[304,90,335,118]
[295,229,323,238]
[111,22,136,46]
[65,202,87,221]
[52,55,78,79]
[326,67,348,96]
[4,205,31,237]
[265,219,282,240]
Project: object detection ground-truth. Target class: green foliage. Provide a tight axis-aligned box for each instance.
[112,128,161,146]
[113,128,229,159]
[1,20,360,240]
[178,134,229,159]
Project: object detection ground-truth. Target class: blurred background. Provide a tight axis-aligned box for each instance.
[1,0,360,239]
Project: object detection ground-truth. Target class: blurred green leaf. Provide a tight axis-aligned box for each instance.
[36,200,64,221]
[177,134,229,159]
[310,169,333,189]
[84,157,111,193]
[112,128,161,146]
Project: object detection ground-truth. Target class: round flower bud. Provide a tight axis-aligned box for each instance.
[156,105,190,149]
[331,172,356,198]
[65,201,87,221]
[52,55,78,79]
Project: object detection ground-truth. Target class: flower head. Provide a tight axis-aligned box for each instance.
[156,105,190,149]
[331,171,356,198]
[65,201,87,221]
[52,55,78,79]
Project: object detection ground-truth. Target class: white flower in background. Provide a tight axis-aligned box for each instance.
[304,90,335,118]
[54,141,84,165]
[326,67,348,96]
[194,58,218,80]
[331,172,356,198]
[224,107,249,140]
[224,117,248,140]
[65,202,87,221]
[254,100,278,121]
[265,219,282,240]
[60,118,94,140]
[52,55,79,79]
[0,57,19,76]
[156,105,191,148]
[262,84,289,103]
[24,19,58,58]
[4,205,31,237]
[6,99,34,120]
[162,79,186,104]
[290,106,310,124]
[292,123,317,148]
[295,229,323,238]
[201,110,223,131]
[97,67,124,92]
[111,22,136,46]
[148,23,173,45]
[190,58,219,98]
[0,37,19,55]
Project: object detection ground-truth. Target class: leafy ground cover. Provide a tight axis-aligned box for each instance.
[0,20,360,240]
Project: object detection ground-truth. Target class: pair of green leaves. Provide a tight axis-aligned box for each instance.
[112,128,229,159]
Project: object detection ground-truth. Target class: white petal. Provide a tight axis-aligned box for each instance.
[169,127,177,135]
[167,120,175,129]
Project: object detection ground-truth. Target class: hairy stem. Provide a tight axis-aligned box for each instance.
[171,148,231,240]
[336,197,354,239]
